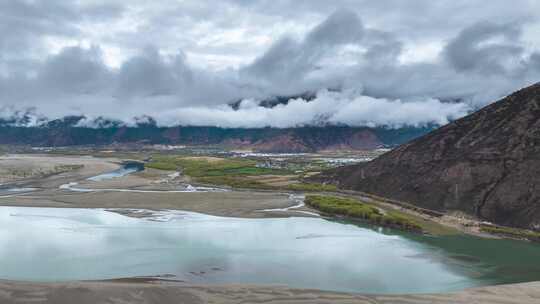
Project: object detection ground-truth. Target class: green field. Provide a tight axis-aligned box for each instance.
[147,156,290,176]
[305,195,423,232]
[285,183,338,192]
[196,176,271,189]
[480,225,540,242]
[146,155,342,193]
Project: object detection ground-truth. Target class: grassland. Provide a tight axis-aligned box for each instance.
[285,183,337,192]
[144,155,460,235]
[1,164,84,180]
[480,225,540,242]
[147,156,289,176]
[305,195,423,232]
[146,155,339,192]
[196,176,272,189]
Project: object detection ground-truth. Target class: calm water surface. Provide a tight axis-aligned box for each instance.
[87,162,143,181]
[1,207,540,294]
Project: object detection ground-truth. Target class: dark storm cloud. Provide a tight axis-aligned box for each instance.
[0,1,122,55]
[305,9,363,46]
[39,46,112,94]
[245,10,363,81]
[227,0,538,44]
[116,47,187,97]
[531,53,540,71]
[0,1,540,128]
[362,31,403,67]
[444,21,525,75]
[240,12,539,106]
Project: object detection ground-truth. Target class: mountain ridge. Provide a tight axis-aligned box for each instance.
[319,82,540,229]
[0,124,433,152]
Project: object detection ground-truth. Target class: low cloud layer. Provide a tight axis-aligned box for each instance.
[1,1,540,128]
[144,89,469,128]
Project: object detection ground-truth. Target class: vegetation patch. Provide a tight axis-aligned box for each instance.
[146,156,346,193]
[54,164,84,172]
[147,156,289,177]
[285,183,338,192]
[196,176,272,189]
[145,161,177,171]
[146,155,302,190]
[305,195,423,232]
[480,224,540,242]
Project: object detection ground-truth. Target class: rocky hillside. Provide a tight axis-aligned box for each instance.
[0,123,432,152]
[321,83,540,230]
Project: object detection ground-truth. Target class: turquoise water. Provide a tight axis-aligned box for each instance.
[87,162,143,181]
[1,207,540,294]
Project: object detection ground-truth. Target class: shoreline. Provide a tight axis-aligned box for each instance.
[2,154,540,302]
[0,279,539,304]
[0,190,305,219]
[0,154,307,219]
[0,153,531,240]
[0,153,525,236]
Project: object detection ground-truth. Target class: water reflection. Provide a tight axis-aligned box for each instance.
[1,207,539,294]
[87,162,144,181]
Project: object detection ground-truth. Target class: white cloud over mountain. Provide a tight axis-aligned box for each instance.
[1,0,540,128]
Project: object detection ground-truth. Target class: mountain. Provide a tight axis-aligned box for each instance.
[0,122,433,152]
[229,92,318,110]
[319,83,540,230]
[0,90,435,151]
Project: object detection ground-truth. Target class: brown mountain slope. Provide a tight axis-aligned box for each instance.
[320,83,540,230]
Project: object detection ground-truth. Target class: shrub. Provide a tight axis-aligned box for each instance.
[285,183,338,192]
[305,195,422,232]
[480,225,540,241]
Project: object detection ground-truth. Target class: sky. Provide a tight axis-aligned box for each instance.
[1,0,540,128]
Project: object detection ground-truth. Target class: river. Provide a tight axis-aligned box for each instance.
[1,207,540,294]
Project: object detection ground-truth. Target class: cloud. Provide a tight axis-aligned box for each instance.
[39,46,112,94]
[531,52,540,71]
[144,89,469,128]
[242,9,364,92]
[0,2,539,129]
[116,47,191,97]
[0,106,46,127]
[444,21,526,75]
[305,9,364,46]
[0,1,123,70]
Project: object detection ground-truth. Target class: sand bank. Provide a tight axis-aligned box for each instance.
[0,280,539,304]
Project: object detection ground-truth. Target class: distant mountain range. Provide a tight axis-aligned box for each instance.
[0,117,433,152]
[320,83,540,230]
[0,91,451,151]
[228,91,318,110]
